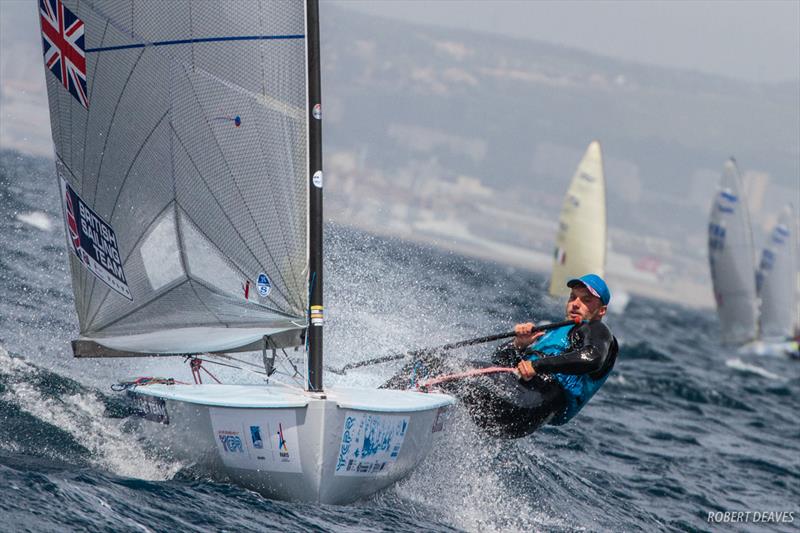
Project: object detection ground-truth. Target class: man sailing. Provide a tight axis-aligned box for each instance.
[384,274,618,438]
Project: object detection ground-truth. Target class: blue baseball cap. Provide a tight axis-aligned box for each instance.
[567,274,611,305]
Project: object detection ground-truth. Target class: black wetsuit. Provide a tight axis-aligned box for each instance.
[383,320,618,438]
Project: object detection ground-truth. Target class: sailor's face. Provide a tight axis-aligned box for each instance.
[566,286,606,322]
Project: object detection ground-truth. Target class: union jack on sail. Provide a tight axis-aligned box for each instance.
[39,0,88,108]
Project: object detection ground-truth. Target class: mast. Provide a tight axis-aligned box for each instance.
[306,0,324,392]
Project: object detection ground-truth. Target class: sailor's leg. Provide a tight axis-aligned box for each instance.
[441,371,569,438]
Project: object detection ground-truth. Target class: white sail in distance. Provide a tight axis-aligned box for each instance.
[548,140,607,299]
[756,205,798,341]
[708,159,758,346]
[39,0,309,354]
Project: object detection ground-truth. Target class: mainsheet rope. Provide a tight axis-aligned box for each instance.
[417,366,519,391]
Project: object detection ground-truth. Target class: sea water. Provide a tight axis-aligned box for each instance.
[1,151,797,532]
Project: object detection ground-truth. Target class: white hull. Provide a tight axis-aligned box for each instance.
[736,340,799,358]
[128,384,454,504]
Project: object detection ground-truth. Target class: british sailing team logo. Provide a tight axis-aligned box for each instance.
[60,178,132,300]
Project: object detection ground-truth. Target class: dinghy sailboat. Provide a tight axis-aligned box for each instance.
[40,0,453,504]
[708,159,759,347]
[708,159,797,356]
[547,141,629,311]
[754,205,799,356]
[549,141,607,298]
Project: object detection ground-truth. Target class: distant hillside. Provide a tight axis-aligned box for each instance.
[319,5,799,249]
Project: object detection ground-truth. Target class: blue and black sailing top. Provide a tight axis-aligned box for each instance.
[525,320,618,425]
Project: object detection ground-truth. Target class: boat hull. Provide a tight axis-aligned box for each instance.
[127,384,454,504]
[736,340,800,358]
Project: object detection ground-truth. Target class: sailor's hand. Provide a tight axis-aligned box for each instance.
[513,323,544,349]
[517,360,536,381]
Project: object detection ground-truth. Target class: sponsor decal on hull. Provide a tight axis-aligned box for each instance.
[209,408,302,473]
[335,412,409,476]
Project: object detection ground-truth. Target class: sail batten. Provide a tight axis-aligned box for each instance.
[41,0,311,355]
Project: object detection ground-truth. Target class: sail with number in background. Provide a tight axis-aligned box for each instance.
[756,205,798,341]
[548,140,607,299]
[40,0,310,356]
[707,158,758,346]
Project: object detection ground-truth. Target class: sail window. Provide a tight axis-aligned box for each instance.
[140,209,185,291]
[180,212,247,298]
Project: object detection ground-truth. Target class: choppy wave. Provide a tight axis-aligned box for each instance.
[1,150,799,532]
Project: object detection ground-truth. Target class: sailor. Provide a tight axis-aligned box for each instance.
[383,273,618,438]
[494,273,618,429]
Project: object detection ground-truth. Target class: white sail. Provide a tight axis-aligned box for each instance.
[39,0,457,505]
[756,205,798,340]
[40,0,309,354]
[708,159,758,345]
[548,140,606,298]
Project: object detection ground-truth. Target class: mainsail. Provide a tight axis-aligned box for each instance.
[40,0,310,355]
[548,140,607,298]
[756,205,798,341]
[708,159,758,345]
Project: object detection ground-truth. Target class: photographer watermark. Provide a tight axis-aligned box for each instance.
[707,511,794,524]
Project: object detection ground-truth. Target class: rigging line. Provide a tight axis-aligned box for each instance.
[265,337,304,386]
[196,356,270,378]
[182,66,302,311]
[169,122,294,308]
[280,346,302,378]
[264,372,306,392]
[274,362,305,389]
[265,334,304,384]
[206,352,265,370]
[417,367,519,390]
[83,46,146,310]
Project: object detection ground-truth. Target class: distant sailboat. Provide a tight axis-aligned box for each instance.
[708,160,797,357]
[753,205,799,356]
[708,158,759,346]
[549,141,606,296]
[548,141,624,309]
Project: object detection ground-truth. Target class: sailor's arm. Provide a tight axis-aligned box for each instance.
[518,322,613,378]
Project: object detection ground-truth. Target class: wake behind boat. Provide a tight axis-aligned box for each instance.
[39,0,453,504]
